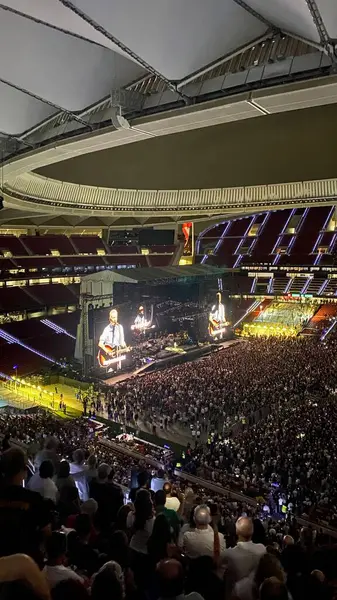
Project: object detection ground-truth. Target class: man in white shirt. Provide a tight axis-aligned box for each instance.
[98,308,126,351]
[182,505,226,560]
[225,516,266,582]
[27,460,58,503]
[43,531,84,588]
[151,468,166,493]
[163,482,181,512]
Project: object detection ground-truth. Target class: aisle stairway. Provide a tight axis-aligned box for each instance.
[301,304,337,336]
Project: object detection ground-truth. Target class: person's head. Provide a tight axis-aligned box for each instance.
[115,504,133,531]
[97,463,111,482]
[58,460,70,479]
[137,470,149,488]
[156,559,184,599]
[155,489,166,508]
[283,535,294,547]
[87,455,97,470]
[0,447,27,486]
[157,468,165,479]
[81,498,98,518]
[109,309,118,325]
[75,513,91,541]
[236,516,254,542]
[39,460,54,480]
[44,436,58,451]
[259,577,288,600]
[91,561,124,600]
[163,482,172,497]
[72,449,85,466]
[194,504,211,530]
[255,554,285,590]
[134,489,153,530]
[46,531,67,565]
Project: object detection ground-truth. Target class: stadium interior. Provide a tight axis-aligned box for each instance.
[1,1,337,599]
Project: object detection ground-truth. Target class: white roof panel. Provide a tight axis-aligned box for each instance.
[244,0,320,42]
[0,0,335,136]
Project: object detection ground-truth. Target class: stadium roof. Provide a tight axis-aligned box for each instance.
[0,0,336,137]
[1,1,337,230]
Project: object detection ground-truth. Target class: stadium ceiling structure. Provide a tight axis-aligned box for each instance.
[1,0,337,230]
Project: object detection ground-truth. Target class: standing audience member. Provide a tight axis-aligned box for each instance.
[55,461,76,504]
[151,468,166,493]
[154,490,181,541]
[43,531,84,588]
[91,561,124,600]
[27,460,58,503]
[69,450,89,502]
[89,463,124,528]
[226,517,266,583]
[0,448,51,563]
[182,505,226,562]
[163,482,181,513]
[147,513,173,566]
[156,559,204,600]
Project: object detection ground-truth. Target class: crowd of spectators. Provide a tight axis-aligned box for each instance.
[0,333,337,598]
[0,433,334,600]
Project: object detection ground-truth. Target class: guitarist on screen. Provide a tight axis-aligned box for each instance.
[98,308,126,367]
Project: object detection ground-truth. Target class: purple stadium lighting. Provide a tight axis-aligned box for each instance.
[41,319,76,339]
[0,329,64,366]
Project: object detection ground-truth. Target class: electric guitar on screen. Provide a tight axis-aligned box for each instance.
[97,344,132,368]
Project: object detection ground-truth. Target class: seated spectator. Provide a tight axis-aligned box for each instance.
[69,450,89,502]
[154,490,181,541]
[27,460,58,503]
[89,463,124,528]
[91,561,124,600]
[0,448,51,563]
[226,517,266,583]
[163,482,181,513]
[151,468,166,493]
[156,559,204,600]
[148,513,173,566]
[182,505,226,562]
[43,531,84,588]
[234,552,287,600]
[259,577,288,600]
[55,461,76,504]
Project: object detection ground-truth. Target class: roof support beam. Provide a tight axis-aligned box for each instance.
[231,0,278,29]
[304,0,336,61]
[177,31,272,89]
[0,77,94,133]
[57,0,191,104]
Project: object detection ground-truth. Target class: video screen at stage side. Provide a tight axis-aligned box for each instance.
[91,279,230,373]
